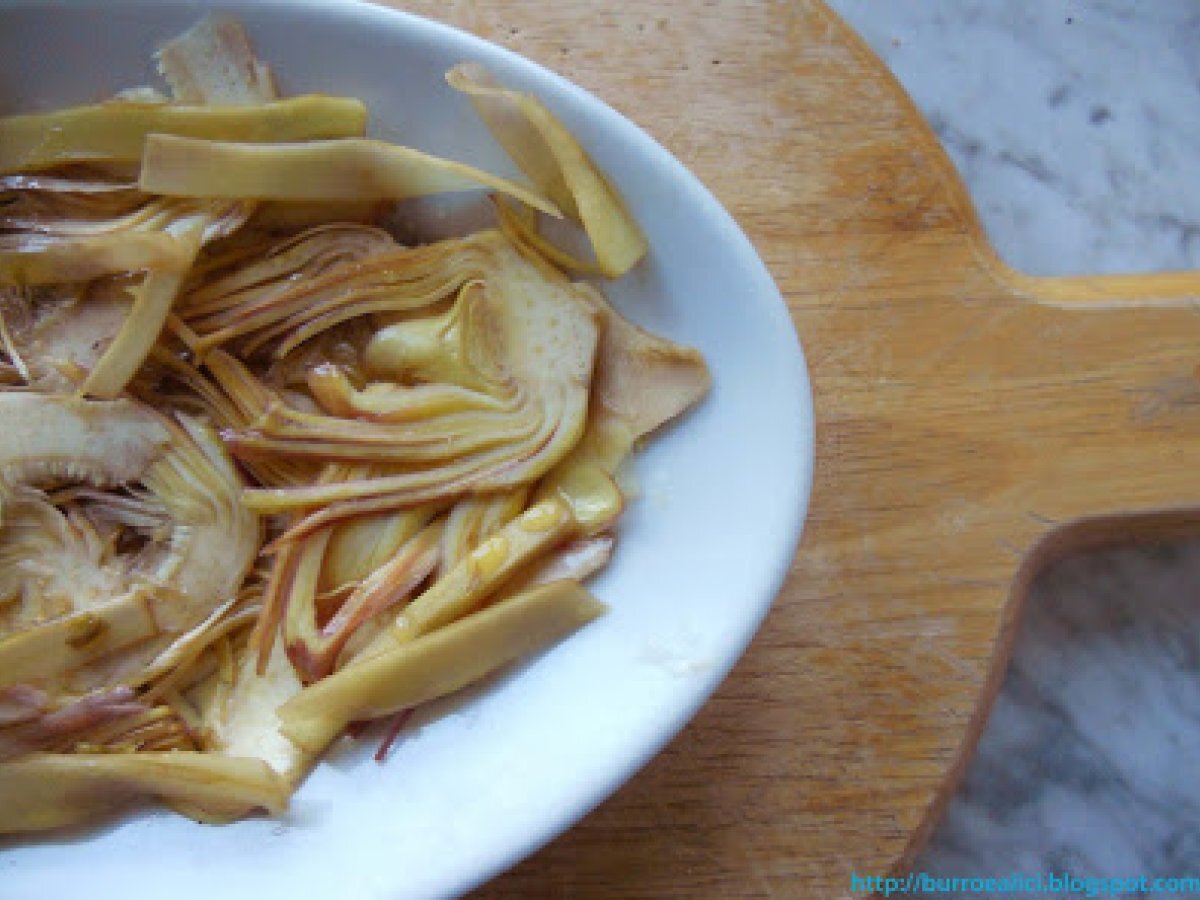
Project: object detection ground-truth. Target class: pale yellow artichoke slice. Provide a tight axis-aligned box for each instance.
[0,393,170,507]
[205,349,536,461]
[447,63,648,277]
[0,231,195,285]
[278,580,605,754]
[0,399,259,695]
[0,751,288,833]
[205,638,311,786]
[180,223,399,326]
[80,243,200,398]
[583,286,712,462]
[139,136,561,216]
[237,232,600,532]
[319,505,438,595]
[179,230,509,358]
[0,15,292,399]
[439,487,528,572]
[308,367,514,422]
[138,415,260,630]
[0,95,368,174]
[155,14,278,106]
[284,519,443,682]
[535,284,712,521]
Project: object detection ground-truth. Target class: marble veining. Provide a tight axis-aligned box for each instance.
[922,545,1200,890]
[830,0,1200,278]
[827,0,1200,891]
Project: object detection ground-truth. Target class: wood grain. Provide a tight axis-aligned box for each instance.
[371,1,1200,895]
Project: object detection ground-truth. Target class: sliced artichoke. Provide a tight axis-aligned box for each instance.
[234,231,600,536]
[0,95,368,174]
[278,580,605,754]
[0,751,289,834]
[139,135,561,216]
[0,15,297,399]
[448,63,648,277]
[0,397,258,695]
[0,10,711,840]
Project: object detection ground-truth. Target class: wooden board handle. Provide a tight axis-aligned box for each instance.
[789,2,1200,885]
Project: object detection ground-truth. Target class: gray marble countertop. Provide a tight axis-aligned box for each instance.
[826,1,1200,893]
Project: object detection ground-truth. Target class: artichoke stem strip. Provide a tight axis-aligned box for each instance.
[278,580,606,754]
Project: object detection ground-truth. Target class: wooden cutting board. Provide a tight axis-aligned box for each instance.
[382,1,1200,895]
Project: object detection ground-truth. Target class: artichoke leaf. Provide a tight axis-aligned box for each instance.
[320,503,441,594]
[0,393,170,511]
[206,637,311,786]
[448,63,647,277]
[308,366,513,422]
[180,223,398,321]
[0,751,289,833]
[139,135,561,216]
[583,285,711,453]
[80,234,201,399]
[287,519,443,682]
[0,95,368,175]
[369,496,577,655]
[0,231,195,286]
[536,284,711,520]
[440,487,528,572]
[156,14,278,106]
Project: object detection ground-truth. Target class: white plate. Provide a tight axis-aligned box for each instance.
[0,1,814,897]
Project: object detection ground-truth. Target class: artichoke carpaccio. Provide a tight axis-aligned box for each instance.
[0,14,709,833]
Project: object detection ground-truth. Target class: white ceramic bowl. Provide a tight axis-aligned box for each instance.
[0,2,814,897]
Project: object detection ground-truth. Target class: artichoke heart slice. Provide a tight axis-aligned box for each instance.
[439,487,528,572]
[0,397,259,693]
[0,393,170,507]
[180,223,399,323]
[320,504,437,595]
[308,367,515,422]
[284,517,443,683]
[538,282,712,509]
[584,285,712,457]
[239,232,599,532]
[138,414,260,625]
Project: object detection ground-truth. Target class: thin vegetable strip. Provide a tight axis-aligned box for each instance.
[140,136,561,215]
[0,95,368,174]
